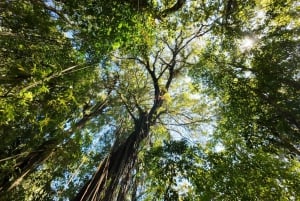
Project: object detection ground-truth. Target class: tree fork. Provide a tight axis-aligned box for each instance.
[74,30,196,200]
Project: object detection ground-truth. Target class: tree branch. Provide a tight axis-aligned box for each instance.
[161,0,186,17]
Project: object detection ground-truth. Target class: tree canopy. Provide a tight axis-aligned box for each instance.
[0,0,299,200]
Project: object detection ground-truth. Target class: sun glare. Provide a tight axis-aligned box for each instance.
[240,37,255,51]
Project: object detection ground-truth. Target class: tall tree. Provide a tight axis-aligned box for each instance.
[73,19,214,200]
[0,0,191,199]
[1,0,299,200]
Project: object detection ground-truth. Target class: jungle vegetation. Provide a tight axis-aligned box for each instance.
[0,0,299,200]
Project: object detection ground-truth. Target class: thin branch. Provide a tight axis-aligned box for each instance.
[0,32,16,37]
[164,127,194,144]
[164,119,206,126]
[168,111,194,120]
[30,0,73,25]
[174,30,184,52]
[0,152,29,163]
[128,90,144,116]
[21,63,95,91]
[119,93,137,122]
[162,37,175,54]
[157,59,170,79]
[152,49,163,74]
[113,55,147,67]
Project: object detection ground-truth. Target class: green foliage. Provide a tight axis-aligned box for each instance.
[140,141,300,201]
[0,1,110,199]
[192,18,300,155]
[1,0,300,200]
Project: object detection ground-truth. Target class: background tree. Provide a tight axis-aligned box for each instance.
[141,140,300,200]
[0,1,112,199]
[192,0,300,156]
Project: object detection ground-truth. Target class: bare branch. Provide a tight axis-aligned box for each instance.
[152,49,163,74]
[162,37,175,54]
[119,93,137,122]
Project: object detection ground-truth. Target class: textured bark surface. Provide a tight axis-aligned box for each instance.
[74,114,150,201]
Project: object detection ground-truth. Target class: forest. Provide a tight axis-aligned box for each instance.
[0,0,299,200]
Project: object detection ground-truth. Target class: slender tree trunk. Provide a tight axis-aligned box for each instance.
[0,100,108,194]
[0,140,57,194]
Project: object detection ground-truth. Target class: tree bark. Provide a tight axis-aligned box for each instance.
[73,113,150,201]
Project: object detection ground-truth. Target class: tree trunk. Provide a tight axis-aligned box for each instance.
[0,140,57,194]
[0,100,107,193]
[73,113,150,201]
